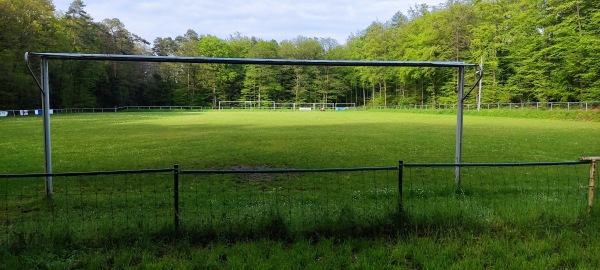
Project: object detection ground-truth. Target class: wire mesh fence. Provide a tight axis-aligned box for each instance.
[178,168,398,237]
[0,167,399,245]
[1,170,173,246]
[0,160,595,246]
[402,162,591,229]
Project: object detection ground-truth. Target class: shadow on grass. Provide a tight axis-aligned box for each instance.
[3,206,593,254]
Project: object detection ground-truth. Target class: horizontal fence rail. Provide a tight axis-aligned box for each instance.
[0,168,174,178]
[180,167,396,174]
[403,161,589,167]
[1,160,596,246]
[2,101,600,116]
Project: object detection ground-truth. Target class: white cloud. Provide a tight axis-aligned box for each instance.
[52,0,446,44]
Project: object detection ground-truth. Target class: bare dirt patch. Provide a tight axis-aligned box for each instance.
[230,165,295,182]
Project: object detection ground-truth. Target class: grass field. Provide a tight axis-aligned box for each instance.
[2,110,598,173]
[1,109,600,269]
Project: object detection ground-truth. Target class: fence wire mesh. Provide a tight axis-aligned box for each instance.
[178,169,398,237]
[1,171,173,246]
[0,161,594,245]
[402,162,590,228]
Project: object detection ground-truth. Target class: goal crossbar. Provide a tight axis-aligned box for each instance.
[27,52,476,68]
[25,52,479,197]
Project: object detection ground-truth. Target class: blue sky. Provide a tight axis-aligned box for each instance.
[53,0,447,44]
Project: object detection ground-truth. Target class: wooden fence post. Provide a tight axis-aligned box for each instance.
[580,157,599,213]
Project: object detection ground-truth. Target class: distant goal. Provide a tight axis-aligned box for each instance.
[218,101,275,110]
[296,103,356,111]
[334,103,356,110]
[218,101,356,111]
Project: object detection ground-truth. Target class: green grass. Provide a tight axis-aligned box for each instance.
[1,110,598,173]
[396,107,600,122]
[1,110,600,269]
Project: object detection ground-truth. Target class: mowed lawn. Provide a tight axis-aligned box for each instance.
[1,110,598,173]
[2,110,600,269]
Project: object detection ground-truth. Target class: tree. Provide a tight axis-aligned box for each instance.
[197,35,240,106]
[470,0,507,102]
[278,36,325,102]
[242,39,281,103]
[2,0,599,110]
[0,0,62,109]
[540,0,600,101]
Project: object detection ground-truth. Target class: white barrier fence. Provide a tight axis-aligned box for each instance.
[394,101,600,111]
[0,106,208,116]
[2,101,599,116]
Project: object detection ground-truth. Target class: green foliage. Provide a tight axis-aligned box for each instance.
[0,0,60,109]
[1,0,599,109]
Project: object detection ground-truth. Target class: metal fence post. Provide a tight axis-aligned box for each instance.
[592,160,597,213]
[41,57,53,198]
[455,66,465,185]
[398,160,404,213]
[173,164,180,231]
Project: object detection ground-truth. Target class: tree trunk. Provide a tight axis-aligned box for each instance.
[372,84,375,108]
[378,80,382,100]
[295,73,300,102]
[421,79,424,106]
[575,1,584,92]
[384,80,387,107]
[431,72,436,105]
[213,86,217,107]
[362,82,366,106]
[258,84,261,108]
[493,70,497,101]
[576,2,583,36]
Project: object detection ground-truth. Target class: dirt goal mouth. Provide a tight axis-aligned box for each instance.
[230,165,296,182]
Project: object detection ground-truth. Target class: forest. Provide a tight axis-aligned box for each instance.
[1,0,599,109]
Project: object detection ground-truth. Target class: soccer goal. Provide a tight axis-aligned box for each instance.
[25,52,479,196]
[296,103,335,111]
[334,103,356,110]
[218,101,275,110]
[273,103,297,110]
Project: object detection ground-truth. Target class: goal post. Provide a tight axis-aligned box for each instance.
[25,52,478,197]
[219,102,356,111]
[274,103,296,110]
[218,101,275,110]
[296,103,335,111]
[334,103,356,110]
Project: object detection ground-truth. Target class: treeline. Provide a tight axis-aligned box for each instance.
[1,0,599,110]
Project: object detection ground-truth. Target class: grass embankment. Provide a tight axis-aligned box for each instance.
[0,110,599,268]
[394,107,600,122]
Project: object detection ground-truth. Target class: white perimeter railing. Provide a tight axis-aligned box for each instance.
[2,101,599,116]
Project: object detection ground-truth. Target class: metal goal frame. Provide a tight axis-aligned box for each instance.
[25,52,480,197]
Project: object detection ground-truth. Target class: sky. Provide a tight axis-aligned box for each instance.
[52,0,447,44]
